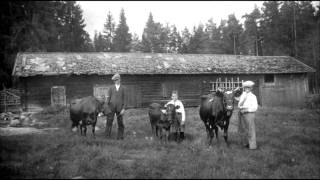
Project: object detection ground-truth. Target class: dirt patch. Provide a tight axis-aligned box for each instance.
[0,127,59,136]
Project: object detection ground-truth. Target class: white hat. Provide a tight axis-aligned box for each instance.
[243,80,255,88]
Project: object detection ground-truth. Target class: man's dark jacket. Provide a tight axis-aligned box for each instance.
[107,85,127,113]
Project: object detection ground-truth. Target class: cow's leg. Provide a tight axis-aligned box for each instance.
[92,123,96,138]
[176,126,181,143]
[209,118,216,146]
[83,125,87,136]
[159,128,163,143]
[214,126,219,143]
[155,125,159,137]
[223,118,230,146]
[209,130,213,146]
[151,124,157,138]
[204,120,211,145]
[165,129,170,143]
[80,121,83,136]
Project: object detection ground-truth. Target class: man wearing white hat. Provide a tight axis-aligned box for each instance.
[238,80,258,150]
[105,73,127,140]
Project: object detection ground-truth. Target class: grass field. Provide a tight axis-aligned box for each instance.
[0,106,319,178]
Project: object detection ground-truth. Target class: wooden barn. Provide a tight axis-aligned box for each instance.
[11,52,315,112]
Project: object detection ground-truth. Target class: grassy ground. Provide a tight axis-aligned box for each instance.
[0,106,319,178]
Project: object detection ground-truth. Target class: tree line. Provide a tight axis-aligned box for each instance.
[0,1,319,91]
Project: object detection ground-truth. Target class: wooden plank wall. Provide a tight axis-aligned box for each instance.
[260,73,308,107]
[18,73,308,111]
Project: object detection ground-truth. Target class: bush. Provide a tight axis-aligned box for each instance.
[306,94,320,109]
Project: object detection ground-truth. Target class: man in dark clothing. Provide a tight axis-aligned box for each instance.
[105,73,127,140]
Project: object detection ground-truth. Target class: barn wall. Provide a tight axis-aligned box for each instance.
[20,73,309,111]
[20,74,263,111]
[260,73,308,107]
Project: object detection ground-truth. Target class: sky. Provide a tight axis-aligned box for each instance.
[77,1,319,40]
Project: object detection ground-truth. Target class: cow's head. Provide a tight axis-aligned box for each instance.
[166,104,179,124]
[85,113,96,125]
[97,95,111,116]
[221,87,242,115]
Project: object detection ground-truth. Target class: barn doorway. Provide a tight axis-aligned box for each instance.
[93,84,110,100]
[51,86,66,106]
[125,84,142,108]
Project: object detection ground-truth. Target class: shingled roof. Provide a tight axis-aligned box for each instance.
[12,52,315,77]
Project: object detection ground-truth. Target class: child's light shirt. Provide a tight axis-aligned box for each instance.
[165,100,186,122]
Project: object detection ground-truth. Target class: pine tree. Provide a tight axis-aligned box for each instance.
[243,5,262,55]
[225,14,244,55]
[260,1,283,55]
[141,13,162,53]
[113,8,131,52]
[60,1,91,52]
[188,24,207,53]
[102,11,115,52]
[160,23,171,53]
[168,25,182,53]
[180,27,191,53]
[130,33,142,52]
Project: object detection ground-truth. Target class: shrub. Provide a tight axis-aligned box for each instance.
[306,94,320,109]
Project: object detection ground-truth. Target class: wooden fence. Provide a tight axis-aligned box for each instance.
[0,88,21,112]
[210,77,243,92]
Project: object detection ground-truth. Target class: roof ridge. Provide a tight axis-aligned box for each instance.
[17,52,297,58]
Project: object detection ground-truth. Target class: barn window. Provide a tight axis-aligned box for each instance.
[51,86,66,106]
[264,74,275,83]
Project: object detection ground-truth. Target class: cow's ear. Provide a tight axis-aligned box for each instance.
[175,105,180,109]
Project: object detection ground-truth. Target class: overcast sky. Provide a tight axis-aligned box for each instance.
[77,1,319,40]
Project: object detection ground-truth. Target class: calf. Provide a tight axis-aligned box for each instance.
[148,103,179,143]
[148,103,170,142]
[166,104,181,143]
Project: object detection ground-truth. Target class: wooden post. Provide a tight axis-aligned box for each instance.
[225,77,227,90]
[231,77,234,89]
[216,78,219,91]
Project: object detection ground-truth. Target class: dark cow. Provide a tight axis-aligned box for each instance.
[70,96,108,137]
[200,91,225,145]
[199,88,242,146]
[148,103,179,143]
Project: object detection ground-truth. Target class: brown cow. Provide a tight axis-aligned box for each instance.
[70,96,108,137]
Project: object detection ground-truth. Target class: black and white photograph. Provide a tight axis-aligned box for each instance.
[0,1,319,179]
